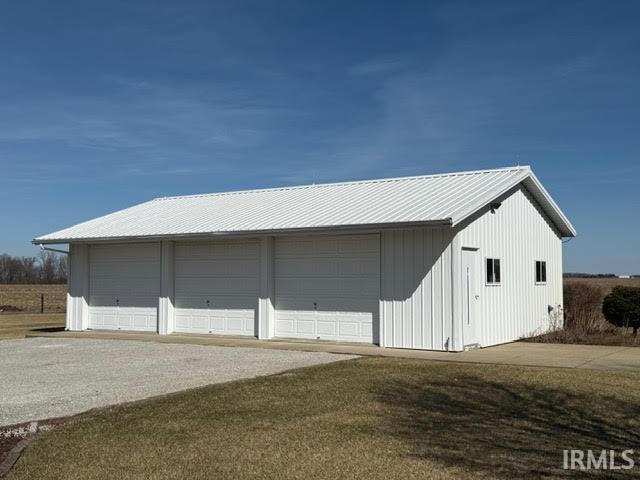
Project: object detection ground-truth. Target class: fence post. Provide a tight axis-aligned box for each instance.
[41,294,44,314]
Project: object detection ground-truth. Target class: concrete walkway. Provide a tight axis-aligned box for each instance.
[27,330,640,373]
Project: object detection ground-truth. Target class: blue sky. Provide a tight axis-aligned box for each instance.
[1,0,638,273]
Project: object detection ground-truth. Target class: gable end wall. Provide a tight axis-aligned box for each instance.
[455,185,564,347]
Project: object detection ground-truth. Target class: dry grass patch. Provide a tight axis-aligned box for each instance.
[0,314,65,340]
[0,284,66,313]
[567,277,640,293]
[9,357,640,479]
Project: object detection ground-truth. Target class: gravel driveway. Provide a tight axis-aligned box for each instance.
[0,337,356,426]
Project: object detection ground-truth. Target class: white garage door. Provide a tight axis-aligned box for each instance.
[275,234,380,343]
[174,239,259,336]
[89,243,160,332]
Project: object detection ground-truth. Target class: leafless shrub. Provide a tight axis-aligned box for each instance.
[524,280,639,345]
[563,281,613,334]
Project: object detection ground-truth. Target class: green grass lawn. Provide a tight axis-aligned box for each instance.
[9,357,640,479]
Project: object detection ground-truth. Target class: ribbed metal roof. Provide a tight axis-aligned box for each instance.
[34,166,576,243]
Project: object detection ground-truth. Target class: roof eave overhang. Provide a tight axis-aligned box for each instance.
[32,218,454,245]
[521,174,576,237]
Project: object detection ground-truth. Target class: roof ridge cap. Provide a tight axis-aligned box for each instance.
[153,165,528,201]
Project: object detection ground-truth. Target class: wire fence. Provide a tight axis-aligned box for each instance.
[0,285,67,313]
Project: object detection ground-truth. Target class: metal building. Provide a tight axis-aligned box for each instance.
[35,166,575,351]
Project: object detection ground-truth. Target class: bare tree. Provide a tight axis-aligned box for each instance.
[39,251,57,283]
[21,257,39,283]
[0,252,67,284]
[56,255,68,283]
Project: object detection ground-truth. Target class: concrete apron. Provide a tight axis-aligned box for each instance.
[26,330,640,373]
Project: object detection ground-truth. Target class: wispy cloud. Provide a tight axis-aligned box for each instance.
[0,79,280,149]
[287,0,636,187]
[348,56,409,76]
[0,76,296,185]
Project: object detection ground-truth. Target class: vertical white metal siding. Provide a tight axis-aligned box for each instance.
[456,185,563,347]
[380,227,454,350]
[258,237,276,340]
[158,240,175,335]
[66,244,90,331]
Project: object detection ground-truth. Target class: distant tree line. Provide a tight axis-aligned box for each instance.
[0,252,67,284]
[564,273,640,279]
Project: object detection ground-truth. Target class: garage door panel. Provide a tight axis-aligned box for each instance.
[337,322,359,337]
[274,278,301,296]
[88,306,157,332]
[175,277,259,296]
[338,278,380,296]
[89,294,158,308]
[296,319,315,334]
[89,295,114,307]
[276,279,378,298]
[299,278,336,295]
[339,237,379,254]
[176,241,259,259]
[276,314,314,335]
[315,239,339,254]
[91,243,160,261]
[91,261,160,278]
[89,278,159,297]
[132,315,152,329]
[116,314,132,329]
[174,239,259,336]
[361,323,373,338]
[277,294,377,312]
[175,295,256,310]
[275,318,294,335]
[338,259,379,276]
[275,238,313,257]
[275,311,373,342]
[90,310,118,328]
[90,276,158,290]
[316,320,336,336]
[275,258,339,277]
[88,243,160,332]
[175,308,256,335]
[275,234,380,344]
[175,314,207,331]
[175,258,258,277]
[174,311,256,336]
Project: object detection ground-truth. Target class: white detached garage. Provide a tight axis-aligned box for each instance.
[35,166,575,352]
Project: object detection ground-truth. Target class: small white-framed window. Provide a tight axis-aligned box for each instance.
[535,260,547,284]
[486,258,501,285]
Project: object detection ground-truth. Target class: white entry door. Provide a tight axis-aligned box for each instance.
[88,243,160,332]
[461,248,480,347]
[173,239,259,336]
[274,234,380,343]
